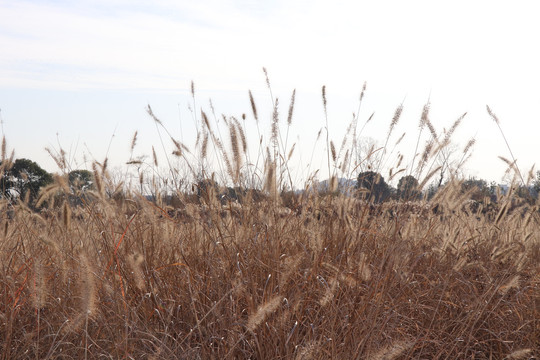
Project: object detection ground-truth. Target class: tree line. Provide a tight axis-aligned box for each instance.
[354,170,540,204]
[2,157,539,209]
[0,158,94,208]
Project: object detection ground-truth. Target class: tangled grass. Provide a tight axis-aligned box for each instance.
[1,77,539,358]
[0,184,538,359]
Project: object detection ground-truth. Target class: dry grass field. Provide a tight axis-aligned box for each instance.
[1,82,539,359]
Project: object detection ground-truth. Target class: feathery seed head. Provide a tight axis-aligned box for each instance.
[63,201,71,229]
[322,85,327,112]
[287,89,296,126]
[419,101,430,129]
[152,146,158,167]
[263,67,270,88]
[486,105,500,124]
[247,295,281,331]
[249,90,259,122]
[130,131,138,153]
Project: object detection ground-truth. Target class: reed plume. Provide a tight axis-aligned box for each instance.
[247,295,281,331]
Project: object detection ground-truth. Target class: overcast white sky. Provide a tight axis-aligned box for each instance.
[1,0,539,186]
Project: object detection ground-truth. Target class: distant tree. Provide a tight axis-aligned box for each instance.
[397,175,421,201]
[514,183,536,204]
[356,171,391,203]
[461,177,492,202]
[426,183,440,200]
[530,171,540,199]
[68,170,94,193]
[489,181,498,196]
[222,186,244,203]
[0,158,53,205]
[195,178,220,204]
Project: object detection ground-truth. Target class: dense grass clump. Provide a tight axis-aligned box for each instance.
[0,186,538,359]
[0,77,539,358]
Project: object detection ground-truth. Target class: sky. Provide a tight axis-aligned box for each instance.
[1,0,540,188]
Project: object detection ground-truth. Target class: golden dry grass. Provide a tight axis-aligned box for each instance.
[1,78,539,359]
[0,184,538,359]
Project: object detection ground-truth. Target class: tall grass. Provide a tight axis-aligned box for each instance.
[0,75,538,359]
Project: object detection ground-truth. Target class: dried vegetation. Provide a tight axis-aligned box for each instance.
[0,77,538,359]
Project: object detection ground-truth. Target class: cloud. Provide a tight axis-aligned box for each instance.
[2,0,538,97]
[1,0,540,122]
[0,1,269,90]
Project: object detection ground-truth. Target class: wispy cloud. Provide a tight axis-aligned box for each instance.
[1,0,539,97]
[0,1,281,90]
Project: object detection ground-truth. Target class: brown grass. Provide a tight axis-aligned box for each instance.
[1,182,538,359]
[0,77,539,359]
